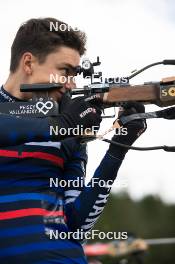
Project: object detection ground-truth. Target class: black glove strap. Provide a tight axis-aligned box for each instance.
[119,106,175,126]
[79,106,175,152]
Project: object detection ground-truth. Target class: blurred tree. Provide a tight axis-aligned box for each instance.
[86,193,175,264]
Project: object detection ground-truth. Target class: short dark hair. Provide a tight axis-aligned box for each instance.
[10,18,86,72]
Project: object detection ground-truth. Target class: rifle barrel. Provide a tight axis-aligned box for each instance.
[145,238,175,245]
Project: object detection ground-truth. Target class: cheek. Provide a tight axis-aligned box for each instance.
[32,67,53,83]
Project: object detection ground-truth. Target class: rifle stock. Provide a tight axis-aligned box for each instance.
[73,81,175,107]
[103,84,158,105]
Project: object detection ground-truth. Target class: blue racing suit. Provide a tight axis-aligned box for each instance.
[0,86,124,264]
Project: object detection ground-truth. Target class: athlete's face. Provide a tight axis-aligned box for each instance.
[22,46,80,101]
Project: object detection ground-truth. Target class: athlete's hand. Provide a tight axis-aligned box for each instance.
[49,96,102,138]
[108,102,147,158]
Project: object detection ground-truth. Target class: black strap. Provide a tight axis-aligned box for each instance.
[103,106,175,152]
[80,106,175,152]
[102,139,175,152]
[118,106,175,126]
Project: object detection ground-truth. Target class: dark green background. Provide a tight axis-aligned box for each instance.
[86,193,175,264]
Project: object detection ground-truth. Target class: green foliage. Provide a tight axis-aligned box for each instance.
[87,193,175,264]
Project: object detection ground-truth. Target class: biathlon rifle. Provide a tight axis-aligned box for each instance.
[1,57,175,151]
[84,237,175,257]
[73,57,175,151]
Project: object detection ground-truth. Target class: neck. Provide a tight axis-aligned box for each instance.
[4,73,32,100]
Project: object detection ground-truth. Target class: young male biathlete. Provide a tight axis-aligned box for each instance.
[0,18,146,263]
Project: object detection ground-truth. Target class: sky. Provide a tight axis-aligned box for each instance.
[0,0,175,203]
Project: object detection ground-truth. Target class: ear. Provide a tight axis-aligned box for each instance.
[22,52,35,75]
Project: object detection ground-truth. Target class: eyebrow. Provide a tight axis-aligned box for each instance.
[57,63,79,72]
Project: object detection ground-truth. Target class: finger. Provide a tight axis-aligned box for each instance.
[123,102,145,113]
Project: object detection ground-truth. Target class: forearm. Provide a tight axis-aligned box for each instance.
[0,114,51,146]
[65,152,124,234]
[0,114,66,146]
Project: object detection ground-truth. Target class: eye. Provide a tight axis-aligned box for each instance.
[59,67,77,77]
[60,68,70,76]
